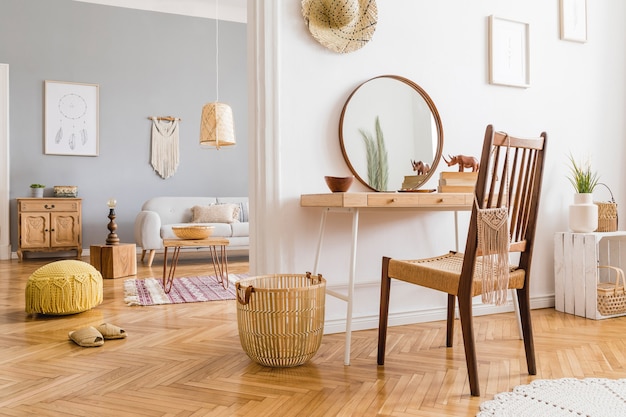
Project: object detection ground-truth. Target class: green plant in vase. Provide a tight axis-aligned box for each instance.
[567,153,599,194]
[358,116,388,191]
[566,153,599,233]
[30,183,45,197]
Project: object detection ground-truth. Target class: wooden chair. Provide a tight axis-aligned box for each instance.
[377,124,547,396]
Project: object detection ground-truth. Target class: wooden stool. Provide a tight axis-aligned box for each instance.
[90,243,137,279]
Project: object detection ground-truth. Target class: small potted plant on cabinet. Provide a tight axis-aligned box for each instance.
[567,154,599,232]
[30,184,45,198]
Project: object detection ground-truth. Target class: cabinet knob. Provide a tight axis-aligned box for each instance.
[44,204,55,209]
[391,198,397,203]
[50,229,55,232]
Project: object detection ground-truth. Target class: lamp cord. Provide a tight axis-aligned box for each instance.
[215,0,219,103]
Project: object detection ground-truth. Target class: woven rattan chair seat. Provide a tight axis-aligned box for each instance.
[388,252,525,297]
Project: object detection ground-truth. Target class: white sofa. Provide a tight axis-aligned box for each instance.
[134,196,249,266]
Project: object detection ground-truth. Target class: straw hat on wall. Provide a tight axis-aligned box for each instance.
[302,0,378,54]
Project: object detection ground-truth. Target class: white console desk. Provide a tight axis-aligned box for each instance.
[300,192,473,365]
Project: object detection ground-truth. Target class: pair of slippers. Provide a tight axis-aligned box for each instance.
[69,323,127,347]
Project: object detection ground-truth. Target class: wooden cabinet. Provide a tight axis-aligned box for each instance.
[17,198,82,261]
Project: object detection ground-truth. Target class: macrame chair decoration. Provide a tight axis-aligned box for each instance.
[377,124,548,396]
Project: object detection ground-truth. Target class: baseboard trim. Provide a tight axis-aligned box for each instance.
[323,295,555,335]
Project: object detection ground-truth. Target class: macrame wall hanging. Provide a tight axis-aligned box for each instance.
[476,134,511,306]
[149,116,180,179]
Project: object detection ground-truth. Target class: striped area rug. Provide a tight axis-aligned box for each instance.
[124,275,244,306]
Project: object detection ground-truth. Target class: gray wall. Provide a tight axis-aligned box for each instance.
[0,0,248,253]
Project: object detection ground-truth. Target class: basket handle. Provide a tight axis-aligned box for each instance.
[598,265,625,293]
[235,282,254,305]
[596,183,616,203]
[306,271,323,284]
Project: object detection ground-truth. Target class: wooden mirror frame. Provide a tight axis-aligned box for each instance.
[339,75,444,191]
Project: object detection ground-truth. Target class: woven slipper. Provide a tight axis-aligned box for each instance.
[68,326,104,347]
[96,323,127,339]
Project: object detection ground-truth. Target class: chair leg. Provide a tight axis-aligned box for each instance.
[140,249,146,262]
[147,250,156,267]
[446,294,455,347]
[516,287,537,375]
[458,295,480,396]
[377,257,392,365]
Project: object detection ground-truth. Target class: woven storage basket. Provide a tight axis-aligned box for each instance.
[597,265,626,316]
[235,272,326,367]
[595,183,618,232]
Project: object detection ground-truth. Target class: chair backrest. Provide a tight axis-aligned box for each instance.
[459,125,547,294]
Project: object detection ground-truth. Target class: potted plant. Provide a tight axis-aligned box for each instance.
[567,154,599,232]
[30,183,45,198]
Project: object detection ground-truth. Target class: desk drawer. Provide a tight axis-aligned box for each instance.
[367,193,472,208]
[367,194,420,207]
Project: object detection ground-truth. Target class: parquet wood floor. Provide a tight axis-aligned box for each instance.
[2,252,626,416]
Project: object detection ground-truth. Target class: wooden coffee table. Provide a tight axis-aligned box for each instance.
[162,237,230,293]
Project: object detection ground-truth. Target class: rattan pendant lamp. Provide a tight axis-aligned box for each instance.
[200,0,235,150]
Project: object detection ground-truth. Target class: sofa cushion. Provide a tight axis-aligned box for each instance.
[231,222,248,237]
[191,204,240,223]
[216,198,249,223]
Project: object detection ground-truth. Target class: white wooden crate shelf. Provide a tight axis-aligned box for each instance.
[554,231,626,319]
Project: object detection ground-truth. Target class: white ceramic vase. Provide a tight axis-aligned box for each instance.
[569,193,598,233]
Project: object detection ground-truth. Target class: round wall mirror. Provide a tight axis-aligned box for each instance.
[339,75,443,191]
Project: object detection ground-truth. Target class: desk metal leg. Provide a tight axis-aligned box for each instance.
[313,207,358,366]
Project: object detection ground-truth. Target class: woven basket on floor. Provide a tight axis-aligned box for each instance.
[597,265,626,316]
[235,272,326,367]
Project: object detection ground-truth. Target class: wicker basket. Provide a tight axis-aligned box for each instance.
[597,265,626,316]
[171,226,214,239]
[595,183,618,232]
[235,272,326,367]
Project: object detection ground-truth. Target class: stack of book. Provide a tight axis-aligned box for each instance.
[401,175,427,190]
[437,171,478,193]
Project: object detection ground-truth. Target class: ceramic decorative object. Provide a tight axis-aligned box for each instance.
[324,176,354,193]
[569,193,598,233]
[53,185,78,198]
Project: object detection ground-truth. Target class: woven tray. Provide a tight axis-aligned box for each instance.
[235,272,326,367]
[171,226,214,239]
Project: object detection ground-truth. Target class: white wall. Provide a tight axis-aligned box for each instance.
[251,1,626,332]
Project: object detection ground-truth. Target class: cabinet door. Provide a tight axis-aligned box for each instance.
[20,212,50,249]
[51,212,80,248]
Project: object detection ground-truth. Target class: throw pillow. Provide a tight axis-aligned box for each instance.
[191,204,240,223]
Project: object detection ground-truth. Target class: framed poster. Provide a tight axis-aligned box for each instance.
[488,16,530,88]
[44,80,99,156]
[560,0,587,42]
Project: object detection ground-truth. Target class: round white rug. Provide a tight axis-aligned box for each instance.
[478,378,626,416]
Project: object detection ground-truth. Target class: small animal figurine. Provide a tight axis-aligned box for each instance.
[411,160,431,175]
[442,154,480,172]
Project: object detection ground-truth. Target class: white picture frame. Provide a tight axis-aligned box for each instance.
[488,16,530,88]
[560,0,587,43]
[44,80,99,156]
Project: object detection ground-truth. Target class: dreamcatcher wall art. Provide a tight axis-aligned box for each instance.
[44,80,99,156]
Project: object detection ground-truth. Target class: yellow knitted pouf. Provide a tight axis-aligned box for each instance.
[25,260,103,315]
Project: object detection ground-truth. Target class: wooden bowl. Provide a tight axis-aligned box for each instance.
[172,226,214,240]
[324,176,354,193]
